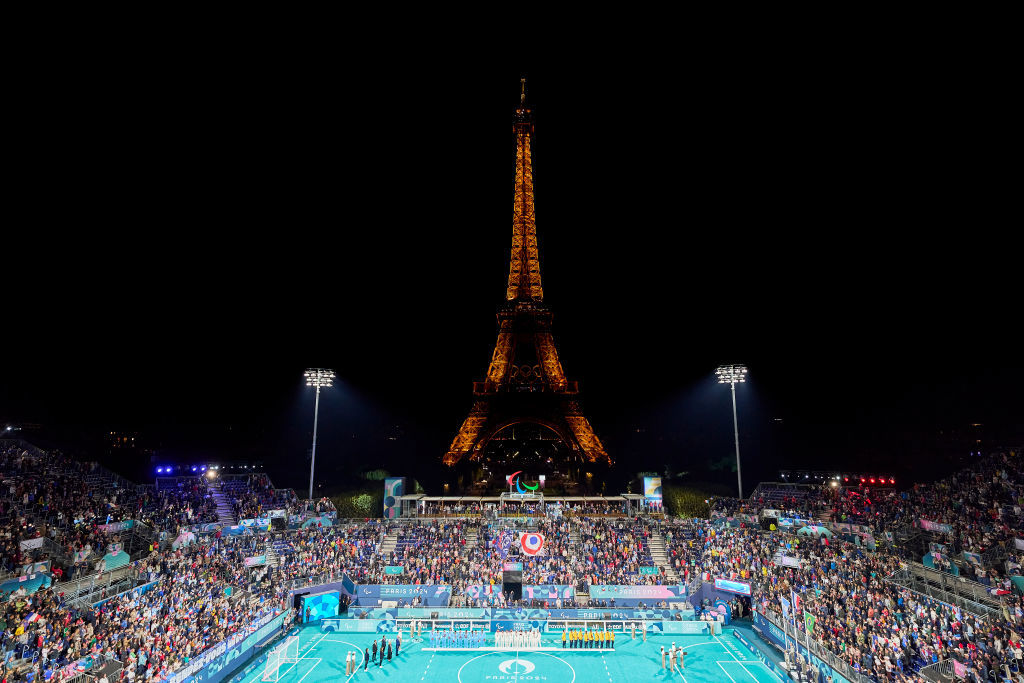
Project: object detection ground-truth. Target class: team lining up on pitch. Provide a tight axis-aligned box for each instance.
[254,623,759,683]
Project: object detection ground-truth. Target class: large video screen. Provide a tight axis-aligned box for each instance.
[643,477,663,501]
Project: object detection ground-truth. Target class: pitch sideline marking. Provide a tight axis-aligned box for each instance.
[714,635,761,682]
[717,661,741,683]
[297,658,322,683]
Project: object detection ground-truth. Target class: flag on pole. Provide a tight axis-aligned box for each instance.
[804,610,816,635]
[780,596,791,620]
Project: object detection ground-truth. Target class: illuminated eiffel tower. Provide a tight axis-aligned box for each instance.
[443,80,610,469]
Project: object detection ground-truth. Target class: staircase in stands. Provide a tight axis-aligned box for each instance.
[379,528,399,556]
[648,533,680,583]
[209,482,237,526]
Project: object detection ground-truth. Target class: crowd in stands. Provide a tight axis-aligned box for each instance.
[5,435,1024,682]
[221,475,299,521]
[273,522,391,585]
[1,531,284,682]
[668,518,1024,682]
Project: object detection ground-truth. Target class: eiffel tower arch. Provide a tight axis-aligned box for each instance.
[443,80,610,476]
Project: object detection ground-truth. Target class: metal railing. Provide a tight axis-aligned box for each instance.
[885,562,1003,619]
[56,564,148,607]
[758,606,875,683]
[981,542,1007,568]
[918,658,956,682]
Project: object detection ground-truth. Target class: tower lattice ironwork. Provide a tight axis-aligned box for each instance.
[443,80,610,468]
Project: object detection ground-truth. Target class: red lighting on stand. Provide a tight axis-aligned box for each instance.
[870,478,876,484]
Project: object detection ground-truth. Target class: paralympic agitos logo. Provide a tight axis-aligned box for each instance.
[506,471,539,493]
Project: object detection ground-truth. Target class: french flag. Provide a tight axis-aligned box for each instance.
[25,612,42,623]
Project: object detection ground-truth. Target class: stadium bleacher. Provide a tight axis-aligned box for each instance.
[2,438,1024,682]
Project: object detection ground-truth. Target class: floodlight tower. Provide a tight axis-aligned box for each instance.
[304,368,335,500]
[716,364,748,499]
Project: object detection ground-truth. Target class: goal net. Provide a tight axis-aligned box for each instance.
[262,636,299,681]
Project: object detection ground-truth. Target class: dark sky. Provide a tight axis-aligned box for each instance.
[3,54,1020,493]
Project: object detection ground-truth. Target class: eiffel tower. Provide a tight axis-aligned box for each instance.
[443,80,610,469]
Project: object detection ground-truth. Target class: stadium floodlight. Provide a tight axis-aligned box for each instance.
[716,363,748,500]
[304,368,335,500]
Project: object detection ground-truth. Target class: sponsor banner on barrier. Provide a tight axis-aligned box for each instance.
[21,561,50,575]
[963,551,983,566]
[714,578,752,596]
[753,611,852,683]
[171,609,285,683]
[1017,538,1024,551]
[733,630,790,680]
[384,566,404,575]
[491,619,546,633]
[639,567,660,575]
[321,619,381,633]
[588,585,688,600]
[19,537,45,551]
[753,612,789,650]
[920,518,953,534]
[398,608,490,619]
[348,608,398,620]
[661,621,717,635]
[239,518,270,531]
[773,553,801,569]
[356,585,452,606]
[465,584,500,600]
[711,513,758,526]
[243,555,266,567]
[521,585,575,601]
[98,520,134,533]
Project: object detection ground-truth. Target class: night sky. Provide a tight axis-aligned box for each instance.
[3,58,1020,494]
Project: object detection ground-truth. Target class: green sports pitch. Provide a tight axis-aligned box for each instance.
[239,622,783,683]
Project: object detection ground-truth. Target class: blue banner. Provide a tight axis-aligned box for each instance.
[491,620,547,633]
[752,611,851,683]
[321,619,382,633]
[347,607,397,620]
[521,584,575,601]
[714,578,752,596]
[355,584,451,606]
[398,607,490,619]
[588,585,687,605]
[171,609,286,683]
[239,518,270,531]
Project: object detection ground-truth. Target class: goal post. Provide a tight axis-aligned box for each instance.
[262,636,299,681]
[282,636,299,663]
